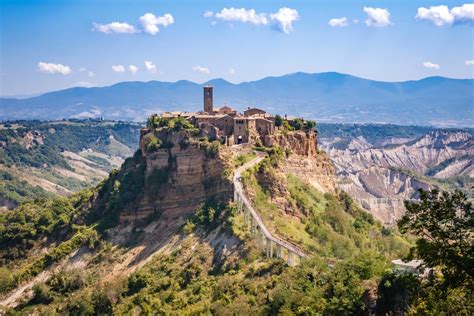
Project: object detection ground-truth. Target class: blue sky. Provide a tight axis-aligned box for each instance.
[1,0,473,96]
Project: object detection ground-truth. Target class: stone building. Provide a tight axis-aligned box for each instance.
[160,86,276,146]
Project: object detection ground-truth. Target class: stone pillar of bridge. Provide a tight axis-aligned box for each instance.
[268,240,273,258]
[287,251,293,266]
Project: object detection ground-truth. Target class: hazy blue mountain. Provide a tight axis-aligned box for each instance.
[1,72,473,126]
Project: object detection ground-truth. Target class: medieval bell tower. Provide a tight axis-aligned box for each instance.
[204,86,213,113]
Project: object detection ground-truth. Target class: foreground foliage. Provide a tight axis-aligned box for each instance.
[387,188,474,314]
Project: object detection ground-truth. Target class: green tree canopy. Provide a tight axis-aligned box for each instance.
[398,189,473,289]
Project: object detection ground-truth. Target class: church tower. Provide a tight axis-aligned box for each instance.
[204,86,213,113]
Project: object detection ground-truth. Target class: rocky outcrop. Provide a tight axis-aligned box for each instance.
[266,129,318,156]
[264,129,337,195]
[119,128,233,223]
[283,153,337,194]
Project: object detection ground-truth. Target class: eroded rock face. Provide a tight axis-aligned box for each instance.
[120,129,232,223]
[268,130,336,194]
[283,153,337,194]
[266,130,318,156]
[321,130,473,225]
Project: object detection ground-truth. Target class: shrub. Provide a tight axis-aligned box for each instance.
[31,283,53,305]
[275,114,283,127]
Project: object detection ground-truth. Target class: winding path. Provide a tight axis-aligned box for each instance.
[233,156,307,266]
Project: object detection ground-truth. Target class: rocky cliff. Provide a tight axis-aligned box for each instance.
[274,130,336,194]
[118,128,233,223]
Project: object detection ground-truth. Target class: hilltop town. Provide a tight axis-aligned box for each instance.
[148,86,316,147]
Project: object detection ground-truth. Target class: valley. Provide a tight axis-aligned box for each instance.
[0,112,471,314]
[0,120,141,211]
[319,125,473,225]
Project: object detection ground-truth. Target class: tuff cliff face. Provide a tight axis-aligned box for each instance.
[116,127,336,224]
[274,130,336,194]
[119,128,233,223]
[258,129,337,203]
[266,129,318,156]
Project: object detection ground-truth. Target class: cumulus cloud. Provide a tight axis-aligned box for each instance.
[416,5,453,26]
[112,65,126,73]
[128,65,138,75]
[204,10,214,18]
[144,61,157,73]
[214,7,268,25]
[192,65,210,74]
[139,13,174,35]
[228,68,236,75]
[206,7,299,33]
[465,60,474,66]
[328,17,348,27]
[38,62,71,75]
[76,81,93,88]
[364,7,392,27]
[416,4,474,26]
[94,12,174,35]
[423,61,440,70]
[93,22,137,34]
[451,4,474,23]
[270,7,300,33]
[79,67,95,77]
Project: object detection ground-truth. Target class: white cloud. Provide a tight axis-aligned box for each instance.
[208,7,299,33]
[228,67,236,75]
[416,4,474,26]
[76,81,93,88]
[129,65,138,75]
[192,65,210,74]
[416,5,453,26]
[451,4,474,23]
[93,22,137,34]
[112,65,126,73]
[79,67,95,77]
[144,61,157,73]
[328,17,348,27]
[38,62,71,75]
[423,61,440,70]
[204,10,214,18]
[363,7,392,27]
[465,60,474,66]
[213,7,268,25]
[139,13,174,35]
[270,7,300,33]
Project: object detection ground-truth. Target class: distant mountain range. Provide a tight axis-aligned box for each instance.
[1,72,473,126]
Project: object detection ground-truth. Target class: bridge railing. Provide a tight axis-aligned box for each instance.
[233,158,306,266]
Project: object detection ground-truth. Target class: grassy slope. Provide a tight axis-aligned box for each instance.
[241,159,410,260]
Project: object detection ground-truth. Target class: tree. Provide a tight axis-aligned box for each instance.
[275,114,283,127]
[292,118,304,130]
[398,189,473,289]
[305,120,316,130]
